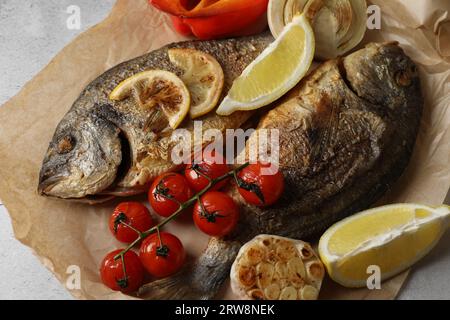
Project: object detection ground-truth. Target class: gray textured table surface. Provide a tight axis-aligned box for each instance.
[0,0,449,300]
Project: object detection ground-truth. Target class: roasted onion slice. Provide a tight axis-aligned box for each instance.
[269,0,368,60]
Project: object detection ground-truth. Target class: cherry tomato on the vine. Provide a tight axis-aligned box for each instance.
[100,249,144,293]
[237,163,284,207]
[149,173,194,217]
[109,202,154,243]
[193,191,239,237]
[185,150,230,192]
[139,232,186,278]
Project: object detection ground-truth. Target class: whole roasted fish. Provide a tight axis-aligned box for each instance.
[38,33,273,202]
[138,42,423,299]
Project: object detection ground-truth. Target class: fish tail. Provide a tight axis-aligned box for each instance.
[138,238,241,300]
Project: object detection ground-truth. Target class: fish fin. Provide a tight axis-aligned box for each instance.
[137,268,205,300]
[138,238,241,300]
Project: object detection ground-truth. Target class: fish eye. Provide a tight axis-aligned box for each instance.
[395,69,413,87]
[57,135,76,154]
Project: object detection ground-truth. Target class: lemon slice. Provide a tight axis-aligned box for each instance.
[216,14,315,116]
[168,48,224,119]
[109,70,190,129]
[319,204,450,288]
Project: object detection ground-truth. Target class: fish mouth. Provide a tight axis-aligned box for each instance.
[38,173,116,204]
[38,174,67,196]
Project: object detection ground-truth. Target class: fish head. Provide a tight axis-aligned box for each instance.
[38,110,123,200]
[343,42,421,110]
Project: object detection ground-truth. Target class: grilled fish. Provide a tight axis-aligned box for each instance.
[38,33,273,202]
[138,42,422,299]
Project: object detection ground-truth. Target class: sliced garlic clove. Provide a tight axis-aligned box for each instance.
[276,240,298,261]
[275,261,289,278]
[256,262,275,289]
[248,289,266,300]
[260,237,274,248]
[299,244,314,260]
[266,249,278,264]
[305,261,325,283]
[279,286,298,300]
[288,257,306,279]
[287,257,307,288]
[291,277,306,289]
[299,285,319,300]
[238,265,257,288]
[279,278,291,289]
[264,283,281,300]
[245,244,267,265]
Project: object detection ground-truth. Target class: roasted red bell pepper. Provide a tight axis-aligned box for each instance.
[149,0,269,40]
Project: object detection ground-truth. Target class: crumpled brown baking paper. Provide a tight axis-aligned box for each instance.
[0,0,448,300]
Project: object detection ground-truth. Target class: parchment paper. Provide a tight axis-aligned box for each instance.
[0,0,448,300]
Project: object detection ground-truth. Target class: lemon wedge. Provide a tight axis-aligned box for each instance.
[109,70,190,129]
[319,204,450,288]
[168,48,224,119]
[216,14,315,116]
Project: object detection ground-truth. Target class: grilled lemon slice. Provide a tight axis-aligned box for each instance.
[216,14,314,116]
[109,70,190,129]
[319,204,450,288]
[168,48,224,119]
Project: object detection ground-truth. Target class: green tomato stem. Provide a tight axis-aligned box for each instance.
[113,162,249,261]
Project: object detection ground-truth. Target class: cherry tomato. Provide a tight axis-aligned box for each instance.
[109,202,154,243]
[100,249,144,293]
[149,173,194,217]
[139,232,186,278]
[193,191,239,237]
[237,163,284,207]
[185,150,230,192]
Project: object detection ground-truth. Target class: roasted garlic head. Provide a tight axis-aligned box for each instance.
[230,235,325,300]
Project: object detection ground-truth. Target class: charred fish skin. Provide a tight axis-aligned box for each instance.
[139,43,423,300]
[243,42,423,241]
[38,33,273,200]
